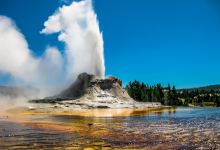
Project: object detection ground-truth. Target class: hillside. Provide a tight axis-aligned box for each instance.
[179,84,220,92]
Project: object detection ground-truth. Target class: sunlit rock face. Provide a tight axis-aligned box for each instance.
[47,72,130,101]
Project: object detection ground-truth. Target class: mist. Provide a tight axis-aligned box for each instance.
[0,0,105,101]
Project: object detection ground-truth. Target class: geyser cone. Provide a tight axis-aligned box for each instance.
[45,72,131,101]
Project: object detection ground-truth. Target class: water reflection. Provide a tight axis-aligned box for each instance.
[0,107,220,149]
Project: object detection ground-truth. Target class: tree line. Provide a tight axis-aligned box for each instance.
[126,80,220,107]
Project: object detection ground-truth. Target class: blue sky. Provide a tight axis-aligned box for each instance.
[0,0,220,88]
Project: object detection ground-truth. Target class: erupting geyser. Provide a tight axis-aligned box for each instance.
[0,0,105,96]
[41,0,105,79]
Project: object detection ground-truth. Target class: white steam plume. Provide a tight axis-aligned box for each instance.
[41,0,105,80]
[0,0,105,97]
[0,16,63,90]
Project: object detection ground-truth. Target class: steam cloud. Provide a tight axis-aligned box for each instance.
[0,0,105,97]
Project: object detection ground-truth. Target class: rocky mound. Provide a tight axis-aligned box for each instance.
[30,73,139,108]
[48,73,96,100]
[48,72,130,101]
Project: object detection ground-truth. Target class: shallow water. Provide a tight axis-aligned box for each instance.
[0,107,220,149]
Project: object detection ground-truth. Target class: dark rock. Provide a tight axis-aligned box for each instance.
[47,72,95,100]
[97,105,110,108]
